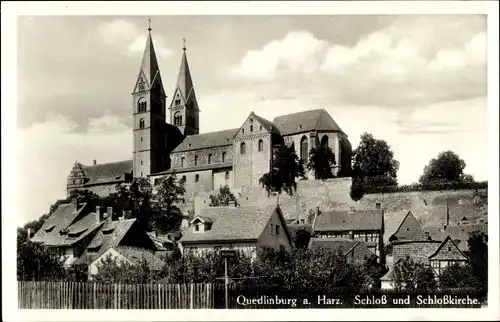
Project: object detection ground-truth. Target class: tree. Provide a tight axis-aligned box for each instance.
[152,175,186,233]
[209,186,237,207]
[360,254,388,289]
[351,133,399,186]
[307,144,336,180]
[419,150,467,185]
[17,228,66,281]
[91,253,162,284]
[349,177,366,201]
[439,263,475,288]
[293,228,311,249]
[467,231,488,289]
[259,145,305,202]
[391,256,437,291]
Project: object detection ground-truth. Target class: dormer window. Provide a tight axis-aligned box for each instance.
[195,224,200,232]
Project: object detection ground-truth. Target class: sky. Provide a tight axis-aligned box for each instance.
[16,14,488,225]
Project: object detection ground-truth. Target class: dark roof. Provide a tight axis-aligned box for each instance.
[83,219,136,262]
[114,246,165,271]
[81,160,133,186]
[309,238,358,252]
[390,211,427,242]
[172,129,238,152]
[180,204,290,244]
[155,162,232,176]
[308,238,375,261]
[313,210,383,232]
[31,202,102,247]
[425,223,487,251]
[272,109,344,136]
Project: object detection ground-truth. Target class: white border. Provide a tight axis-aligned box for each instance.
[2,1,499,321]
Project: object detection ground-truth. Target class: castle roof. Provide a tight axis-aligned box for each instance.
[272,109,344,136]
[313,210,383,232]
[81,160,133,186]
[172,128,238,152]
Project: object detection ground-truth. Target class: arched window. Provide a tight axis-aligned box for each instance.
[258,139,264,152]
[222,152,226,163]
[194,155,198,166]
[300,136,308,161]
[321,135,329,148]
[181,157,185,167]
[139,118,145,129]
[181,175,186,183]
[225,171,230,180]
[195,174,199,182]
[137,98,147,113]
[240,142,246,155]
[174,112,182,126]
[208,154,212,164]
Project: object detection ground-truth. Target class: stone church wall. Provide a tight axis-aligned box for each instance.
[171,145,233,169]
[233,134,272,190]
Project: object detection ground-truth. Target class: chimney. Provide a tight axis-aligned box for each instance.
[312,206,320,231]
[107,207,113,220]
[95,206,101,224]
[228,200,237,207]
[71,197,79,211]
[93,159,97,165]
[27,228,31,240]
[444,202,450,230]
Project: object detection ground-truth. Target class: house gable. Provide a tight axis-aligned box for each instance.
[257,205,294,250]
[428,236,468,261]
[390,211,427,242]
[233,112,277,139]
[346,242,376,262]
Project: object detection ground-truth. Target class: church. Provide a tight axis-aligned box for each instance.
[66,26,352,200]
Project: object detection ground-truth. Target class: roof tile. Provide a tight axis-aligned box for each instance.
[272,109,344,136]
[313,210,383,232]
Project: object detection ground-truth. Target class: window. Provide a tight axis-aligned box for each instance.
[222,152,226,163]
[258,139,264,152]
[250,125,253,132]
[181,175,186,183]
[181,157,185,167]
[137,98,147,113]
[138,80,145,92]
[268,223,273,235]
[195,174,199,182]
[321,135,329,148]
[141,172,143,177]
[354,232,360,238]
[140,136,143,142]
[259,125,262,130]
[208,154,212,164]
[194,155,198,166]
[242,129,245,134]
[225,171,230,180]
[140,161,143,165]
[240,142,246,154]
[174,112,183,126]
[447,247,452,252]
[275,225,280,235]
[300,136,308,161]
[375,203,381,209]
[139,118,145,129]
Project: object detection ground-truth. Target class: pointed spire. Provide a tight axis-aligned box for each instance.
[134,21,164,95]
[175,40,194,102]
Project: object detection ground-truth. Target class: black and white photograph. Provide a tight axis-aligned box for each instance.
[2,1,499,321]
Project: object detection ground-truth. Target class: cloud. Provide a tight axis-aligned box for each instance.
[230,31,329,80]
[97,19,172,58]
[230,17,487,107]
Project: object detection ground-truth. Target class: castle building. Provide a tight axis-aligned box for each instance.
[67,26,352,200]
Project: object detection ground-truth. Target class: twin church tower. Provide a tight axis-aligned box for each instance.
[131,25,199,177]
[67,23,351,199]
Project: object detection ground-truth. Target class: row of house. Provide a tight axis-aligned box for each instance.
[29,197,486,287]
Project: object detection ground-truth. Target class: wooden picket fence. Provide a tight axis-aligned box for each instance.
[17,281,214,309]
